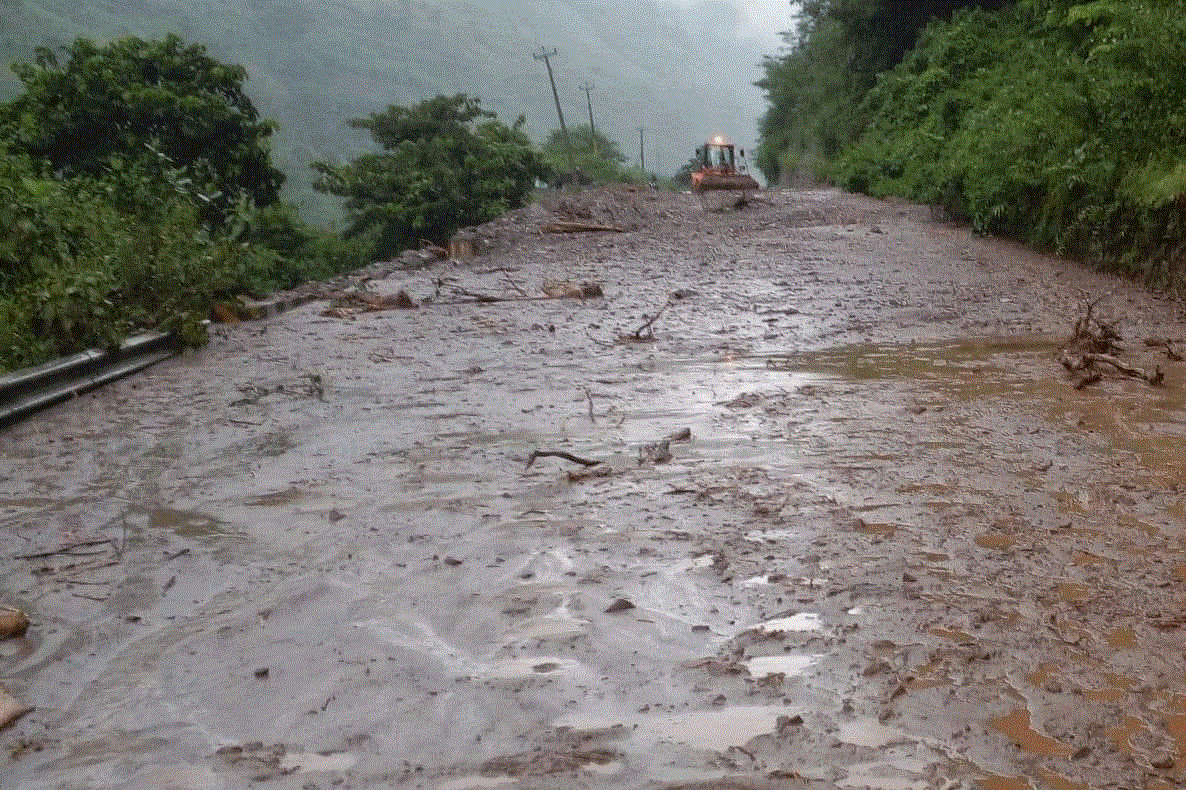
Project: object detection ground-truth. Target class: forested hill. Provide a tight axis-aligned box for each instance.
[758,0,1186,286]
[0,0,775,224]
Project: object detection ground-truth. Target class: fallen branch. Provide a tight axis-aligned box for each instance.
[625,299,674,341]
[502,270,529,297]
[1060,295,1162,387]
[321,290,418,313]
[15,539,111,560]
[1083,353,1163,385]
[525,450,602,469]
[542,220,624,233]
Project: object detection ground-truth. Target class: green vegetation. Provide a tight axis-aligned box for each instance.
[539,125,632,185]
[0,35,552,374]
[1,35,284,226]
[312,94,544,260]
[0,35,371,373]
[759,0,1186,286]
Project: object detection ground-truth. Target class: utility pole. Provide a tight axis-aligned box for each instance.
[637,127,646,173]
[579,82,597,157]
[534,46,575,176]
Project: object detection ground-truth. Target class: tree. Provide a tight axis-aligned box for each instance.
[540,125,630,185]
[0,34,284,224]
[756,0,1009,184]
[312,94,543,258]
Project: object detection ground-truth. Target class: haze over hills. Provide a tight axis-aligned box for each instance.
[0,0,788,224]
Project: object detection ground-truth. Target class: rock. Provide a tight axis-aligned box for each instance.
[605,598,635,613]
[0,608,30,639]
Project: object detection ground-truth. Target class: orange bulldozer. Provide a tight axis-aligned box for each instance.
[691,135,759,192]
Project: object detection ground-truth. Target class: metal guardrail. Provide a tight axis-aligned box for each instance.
[0,332,179,429]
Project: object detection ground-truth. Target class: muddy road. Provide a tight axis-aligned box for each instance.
[3,187,1185,790]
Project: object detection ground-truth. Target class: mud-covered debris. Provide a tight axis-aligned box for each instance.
[721,392,763,409]
[481,746,622,777]
[0,607,30,639]
[1059,295,1162,386]
[670,288,699,300]
[0,686,32,730]
[323,289,417,315]
[566,464,612,483]
[605,598,635,613]
[540,279,604,298]
[254,667,269,679]
[542,220,624,233]
[638,439,673,465]
[666,427,692,442]
[1144,336,1184,361]
[217,742,291,782]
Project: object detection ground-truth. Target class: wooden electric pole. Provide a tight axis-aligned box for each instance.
[534,47,575,176]
[579,82,597,157]
[637,126,646,173]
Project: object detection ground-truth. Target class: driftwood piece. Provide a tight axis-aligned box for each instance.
[1084,353,1164,385]
[525,450,602,469]
[542,220,624,234]
[15,539,111,560]
[321,290,418,314]
[1060,295,1162,387]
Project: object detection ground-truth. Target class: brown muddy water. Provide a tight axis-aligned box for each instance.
[1,188,1185,790]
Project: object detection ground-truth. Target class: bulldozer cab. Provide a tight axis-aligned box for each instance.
[692,134,759,193]
[699,138,736,171]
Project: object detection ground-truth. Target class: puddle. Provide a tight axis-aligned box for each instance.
[556,704,799,751]
[502,609,588,643]
[838,718,915,749]
[243,486,305,506]
[147,507,239,539]
[974,532,1015,550]
[438,776,516,790]
[929,627,976,644]
[744,654,820,678]
[990,709,1072,757]
[838,757,930,790]
[756,612,823,633]
[582,758,625,775]
[1037,768,1091,790]
[1104,628,1137,649]
[278,751,356,774]
[478,656,585,680]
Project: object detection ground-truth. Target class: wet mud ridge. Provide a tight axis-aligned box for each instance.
[2,187,1186,790]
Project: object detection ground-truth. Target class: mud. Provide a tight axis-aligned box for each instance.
[2,187,1185,790]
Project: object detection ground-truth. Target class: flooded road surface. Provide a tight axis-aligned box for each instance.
[2,188,1185,789]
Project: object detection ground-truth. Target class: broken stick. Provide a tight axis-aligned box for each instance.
[525,450,602,469]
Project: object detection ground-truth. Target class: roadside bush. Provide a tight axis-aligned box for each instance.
[0,34,384,374]
[831,0,1186,287]
[0,149,285,372]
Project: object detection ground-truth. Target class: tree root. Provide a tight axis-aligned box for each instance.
[1060,295,1163,387]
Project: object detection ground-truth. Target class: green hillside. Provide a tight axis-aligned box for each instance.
[0,0,772,225]
[757,0,1186,286]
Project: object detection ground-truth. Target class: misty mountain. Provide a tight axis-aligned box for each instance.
[0,0,780,224]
